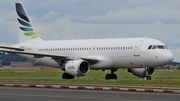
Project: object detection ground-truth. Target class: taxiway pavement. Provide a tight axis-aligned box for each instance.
[0,86,179,101]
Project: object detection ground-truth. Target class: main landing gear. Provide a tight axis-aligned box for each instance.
[105,69,117,79]
[62,73,74,79]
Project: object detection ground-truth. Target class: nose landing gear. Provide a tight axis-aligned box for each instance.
[143,67,152,80]
[144,76,151,80]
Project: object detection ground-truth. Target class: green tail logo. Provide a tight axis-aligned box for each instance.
[16,3,38,38]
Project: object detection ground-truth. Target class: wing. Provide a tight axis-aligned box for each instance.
[0,48,98,65]
[0,46,24,51]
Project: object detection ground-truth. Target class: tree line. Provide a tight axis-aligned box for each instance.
[0,53,27,66]
[0,52,43,66]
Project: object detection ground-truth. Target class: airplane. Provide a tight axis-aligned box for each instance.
[0,2,174,80]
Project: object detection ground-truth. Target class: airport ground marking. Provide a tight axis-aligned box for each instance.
[0,83,179,94]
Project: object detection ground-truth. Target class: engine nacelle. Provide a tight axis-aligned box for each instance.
[65,60,90,76]
[127,68,155,78]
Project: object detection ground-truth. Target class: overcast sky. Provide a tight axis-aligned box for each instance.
[0,0,180,62]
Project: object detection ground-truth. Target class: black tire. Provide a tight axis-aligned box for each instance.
[147,76,151,80]
[106,74,118,79]
[70,75,74,79]
[144,76,151,80]
[62,73,68,79]
[62,73,74,79]
[112,74,117,79]
[105,74,111,79]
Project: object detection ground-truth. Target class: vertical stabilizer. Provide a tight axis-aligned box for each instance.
[15,2,42,43]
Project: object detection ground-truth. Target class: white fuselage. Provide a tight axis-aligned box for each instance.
[14,37,173,69]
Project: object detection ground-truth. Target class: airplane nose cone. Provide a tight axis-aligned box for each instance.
[164,51,174,63]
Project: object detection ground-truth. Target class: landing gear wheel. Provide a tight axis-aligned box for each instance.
[62,73,74,79]
[147,76,151,80]
[105,74,117,79]
[143,67,152,80]
[105,69,118,80]
[144,76,151,80]
[105,74,111,79]
[112,74,117,79]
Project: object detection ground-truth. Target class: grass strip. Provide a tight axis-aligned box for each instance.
[0,67,180,89]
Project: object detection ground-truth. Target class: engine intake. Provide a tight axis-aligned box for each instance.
[128,67,155,79]
[65,60,90,76]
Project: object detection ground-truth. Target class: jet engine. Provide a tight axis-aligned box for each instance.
[65,59,90,76]
[127,67,155,80]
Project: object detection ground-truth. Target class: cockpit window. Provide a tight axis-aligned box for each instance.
[165,46,168,49]
[157,45,165,49]
[148,45,152,49]
[148,45,168,50]
[152,45,157,49]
